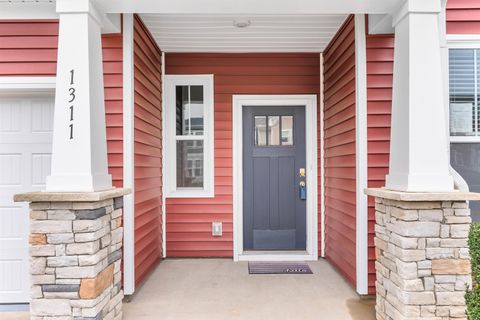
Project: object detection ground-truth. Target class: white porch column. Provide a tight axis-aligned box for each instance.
[385,0,454,192]
[46,0,112,192]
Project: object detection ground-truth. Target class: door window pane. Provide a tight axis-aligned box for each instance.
[254,116,267,146]
[449,49,479,136]
[281,116,293,145]
[268,116,280,146]
[176,140,204,188]
[255,115,294,146]
[176,85,204,135]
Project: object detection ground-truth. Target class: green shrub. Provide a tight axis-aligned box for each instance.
[466,223,480,319]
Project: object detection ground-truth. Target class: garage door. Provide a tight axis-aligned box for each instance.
[0,96,54,303]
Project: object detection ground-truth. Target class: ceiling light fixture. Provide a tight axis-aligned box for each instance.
[233,20,251,28]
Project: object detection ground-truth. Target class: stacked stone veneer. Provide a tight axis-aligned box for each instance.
[28,196,124,320]
[374,198,472,320]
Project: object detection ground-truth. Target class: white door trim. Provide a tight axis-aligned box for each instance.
[232,94,318,262]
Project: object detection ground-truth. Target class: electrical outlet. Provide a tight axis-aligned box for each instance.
[212,222,222,236]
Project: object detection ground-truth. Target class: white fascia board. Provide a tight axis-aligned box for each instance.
[0,3,58,19]
[0,2,119,34]
[99,0,402,14]
[354,14,369,296]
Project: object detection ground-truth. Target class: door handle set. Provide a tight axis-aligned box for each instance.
[299,167,306,200]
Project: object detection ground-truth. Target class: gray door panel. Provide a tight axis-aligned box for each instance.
[243,106,307,250]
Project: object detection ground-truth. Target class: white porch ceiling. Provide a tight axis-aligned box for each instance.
[140,14,348,53]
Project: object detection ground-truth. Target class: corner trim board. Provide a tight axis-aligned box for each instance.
[122,13,135,295]
[161,51,167,258]
[320,54,326,258]
[354,14,369,295]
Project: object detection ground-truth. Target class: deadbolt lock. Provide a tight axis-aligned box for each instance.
[299,168,306,177]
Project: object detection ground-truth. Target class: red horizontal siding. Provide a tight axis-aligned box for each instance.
[133,15,163,286]
[165,52,320,257]
[0,20,123,187]
[323,15,357,289]
[365,31,394,295]
[447,0,480,34]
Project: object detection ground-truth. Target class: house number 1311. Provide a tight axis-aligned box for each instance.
[68,69,75,140]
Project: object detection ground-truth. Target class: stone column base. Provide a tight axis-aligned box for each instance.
[15,188,130,320]
[365,188,480,320]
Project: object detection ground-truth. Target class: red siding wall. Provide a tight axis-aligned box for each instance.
[322,16,357,288]
[0,20,124,187]
[165,53,320,257]
[366,33,394,295]
[133,16,163,285]
[447,0,480,34]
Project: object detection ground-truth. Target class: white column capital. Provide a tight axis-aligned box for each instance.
[392,0,442,27]
[56,0,106,29]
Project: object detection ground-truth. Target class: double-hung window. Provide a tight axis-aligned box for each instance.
[449,48,480,219]
[165,75,214,197]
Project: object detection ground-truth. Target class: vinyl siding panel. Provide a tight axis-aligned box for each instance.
[0,20,123,186]
[133,15,163,286]
[447,0,480,34]
[165,52,320,257]
[365,33,394,295]
[323,15,357,288]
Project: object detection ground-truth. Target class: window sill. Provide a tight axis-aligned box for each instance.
[450,136,480,143]
[166,188,215,199]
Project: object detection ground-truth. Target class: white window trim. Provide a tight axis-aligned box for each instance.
[446,37,480,143]
[232,94,318,262]
[164,74,215,198]
[447,35,480,48]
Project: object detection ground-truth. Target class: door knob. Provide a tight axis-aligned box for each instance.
[299,181,306,200]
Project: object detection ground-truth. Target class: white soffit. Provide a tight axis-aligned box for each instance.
[140,14,348,53]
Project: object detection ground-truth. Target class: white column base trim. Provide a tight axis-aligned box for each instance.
[46,173,112,192]
[385,173,454,192]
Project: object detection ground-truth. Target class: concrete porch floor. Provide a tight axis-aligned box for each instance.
[124,258,375,320]
[1,258,375,320]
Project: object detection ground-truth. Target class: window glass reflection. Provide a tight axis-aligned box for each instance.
[176,140,204,188]
[281,116,293,145]
[176,85,204,135]
[254,116,267,146]
[268,116,280,146]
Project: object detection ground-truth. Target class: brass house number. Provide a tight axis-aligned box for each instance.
[68,69,76,140]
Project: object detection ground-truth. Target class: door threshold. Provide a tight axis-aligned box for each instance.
[237,250,316,262]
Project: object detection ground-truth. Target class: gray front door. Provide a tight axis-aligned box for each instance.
[243,106,307,250]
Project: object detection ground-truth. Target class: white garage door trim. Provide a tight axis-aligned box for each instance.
[0,77,55,306]
[0,77,56,94]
